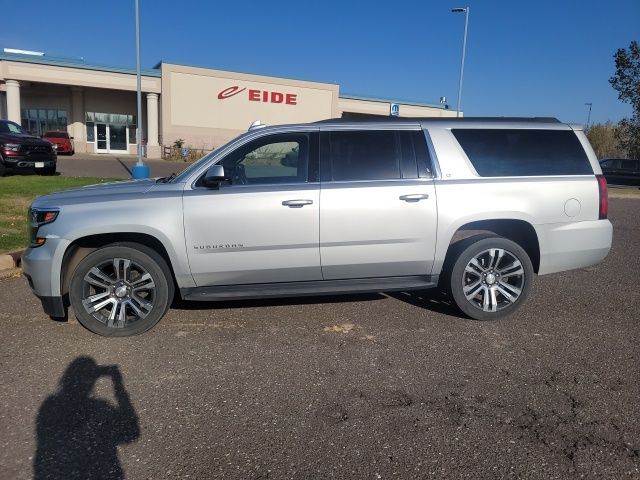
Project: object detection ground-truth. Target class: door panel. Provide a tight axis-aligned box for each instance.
[183,131,321,286]
[320,180,437,279]
[183,185,321,286]
[319,129,438,280]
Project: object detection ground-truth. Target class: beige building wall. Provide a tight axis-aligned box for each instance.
[2,57,456,159]
[161,63,340,149]
[338,96,458,118]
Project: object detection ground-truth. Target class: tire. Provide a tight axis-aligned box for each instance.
[43,166,56,176]
[0,163,5,177]
[69,243,174,336]
[448,236,534,321]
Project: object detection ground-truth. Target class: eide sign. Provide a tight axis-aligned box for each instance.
[217,86,298,105]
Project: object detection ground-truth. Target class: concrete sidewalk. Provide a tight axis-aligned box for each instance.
[56,153,191,179]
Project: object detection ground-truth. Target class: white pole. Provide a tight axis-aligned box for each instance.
[135,0,143,165]
[132,0,149,178]
[455,7,469,118]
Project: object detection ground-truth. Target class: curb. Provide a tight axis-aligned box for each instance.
[0,251,23,272]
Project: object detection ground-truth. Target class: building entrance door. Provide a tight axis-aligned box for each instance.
[96,123,108,152]
[95,123,129,154]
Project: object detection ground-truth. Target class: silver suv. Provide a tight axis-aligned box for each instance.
[22,118,613,336]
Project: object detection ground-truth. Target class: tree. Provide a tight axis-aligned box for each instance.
[609,41,640,158]
[586,122,625,159]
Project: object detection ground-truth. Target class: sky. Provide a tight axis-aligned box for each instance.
[0,0,638,124]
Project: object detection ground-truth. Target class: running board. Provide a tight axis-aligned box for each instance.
[181,275,438,302]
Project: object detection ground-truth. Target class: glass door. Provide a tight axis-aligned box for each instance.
[94,123,129,153]
[96,123,108,152]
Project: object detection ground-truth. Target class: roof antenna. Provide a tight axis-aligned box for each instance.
[248,120,266,131]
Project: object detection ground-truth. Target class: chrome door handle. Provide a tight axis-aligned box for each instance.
[282,199,313,208]
[399,194,429,202]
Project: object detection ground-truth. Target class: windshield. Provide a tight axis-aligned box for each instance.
[0,121,28,135]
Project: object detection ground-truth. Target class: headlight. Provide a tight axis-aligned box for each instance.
[28,208,59,247]
[3,143,20,152]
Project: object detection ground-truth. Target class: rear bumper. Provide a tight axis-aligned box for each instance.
[536,219,613,275]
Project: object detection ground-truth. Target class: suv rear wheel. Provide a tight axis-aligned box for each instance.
[69,243,173,336]
[448,236,534,320]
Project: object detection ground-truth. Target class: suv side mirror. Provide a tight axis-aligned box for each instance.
[202,164,226,189]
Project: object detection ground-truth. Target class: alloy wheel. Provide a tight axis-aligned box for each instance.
[81,257,156,328]
[461,248,525,313]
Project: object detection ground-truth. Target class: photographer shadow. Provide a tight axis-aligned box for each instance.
[34,357,139,480]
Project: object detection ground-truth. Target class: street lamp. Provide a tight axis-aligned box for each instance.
[131,0,149,179]
[451,7,469,118]
[584,102,593,128]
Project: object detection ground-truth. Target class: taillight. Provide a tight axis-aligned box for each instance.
[596,174,608,220]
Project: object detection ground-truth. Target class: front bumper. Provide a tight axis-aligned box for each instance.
[2,155,56,170]
[22,238,70,318]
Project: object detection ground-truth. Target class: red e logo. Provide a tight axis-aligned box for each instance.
[217,86,246,100]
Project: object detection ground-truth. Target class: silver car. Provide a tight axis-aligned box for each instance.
[22,118,613,336]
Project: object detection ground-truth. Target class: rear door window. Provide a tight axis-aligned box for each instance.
[452,129,593,177]
[323,130,429,181]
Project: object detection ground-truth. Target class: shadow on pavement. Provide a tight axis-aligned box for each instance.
[34,357,139,480]
[116,158,132,176]
[386,288,461,317]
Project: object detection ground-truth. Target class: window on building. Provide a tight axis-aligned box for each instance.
[86,122,95,142]
[20,109,68,136]
[85,112,136,144]
[128,126,137,144]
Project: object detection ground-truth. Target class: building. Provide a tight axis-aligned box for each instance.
[0,49,457,158]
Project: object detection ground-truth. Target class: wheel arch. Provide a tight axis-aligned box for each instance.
[60,232,180,298]
[437,218,541,275]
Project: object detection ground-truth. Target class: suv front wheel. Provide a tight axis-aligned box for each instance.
[69,243,174,336]
[448,236,534,321]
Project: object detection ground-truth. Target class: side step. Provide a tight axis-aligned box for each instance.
[181,275,438,302]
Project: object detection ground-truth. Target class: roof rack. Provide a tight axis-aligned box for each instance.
[315,117,561,124]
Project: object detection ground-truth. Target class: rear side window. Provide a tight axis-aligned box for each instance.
[452,129,593,177]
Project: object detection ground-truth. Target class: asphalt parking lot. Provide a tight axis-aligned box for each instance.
[0,198,638,479]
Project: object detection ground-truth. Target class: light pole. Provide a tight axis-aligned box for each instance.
[584,102,593,128]
[131,0,149,179]
[451,7,469,118]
